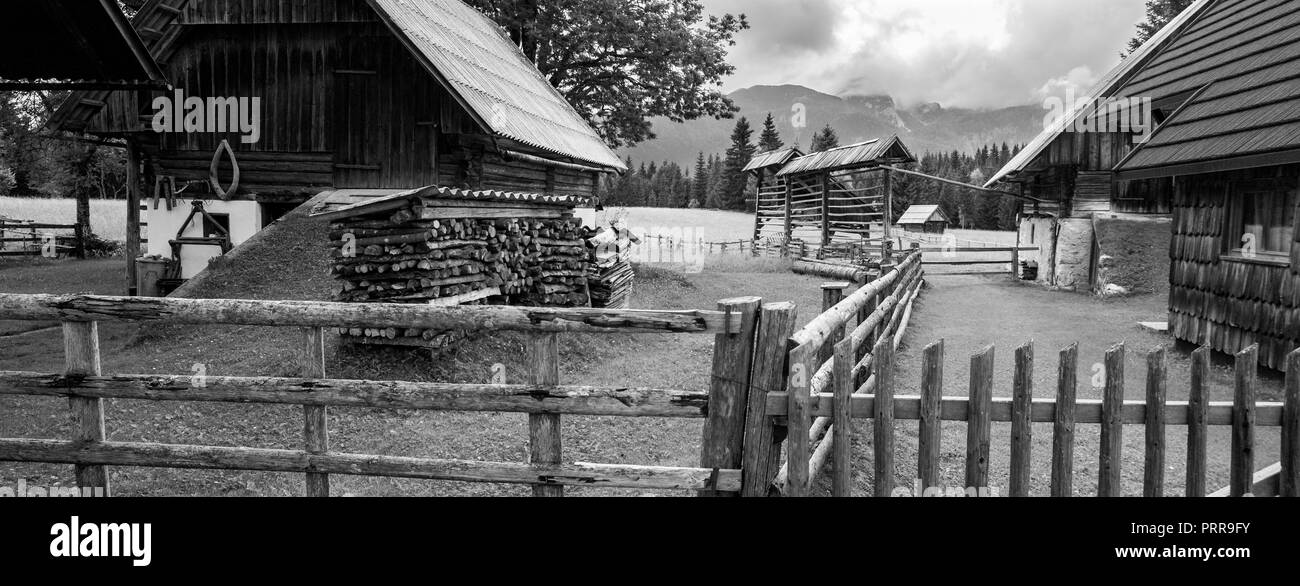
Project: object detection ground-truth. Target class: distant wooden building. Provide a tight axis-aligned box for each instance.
[48,0,625,281]
[749,137,915,263]
[897,205,949,234]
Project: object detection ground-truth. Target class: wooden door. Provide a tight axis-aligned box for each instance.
[333,38,384,188]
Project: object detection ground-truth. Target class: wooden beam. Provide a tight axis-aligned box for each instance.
[0,295,742,335]
[0,439,742,492]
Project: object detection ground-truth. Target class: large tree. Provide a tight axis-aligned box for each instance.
[1126,0,1195,55]
[691,151,708,206]
[467,0,749,148]
[720,117,756,210]
[758,112,784,152]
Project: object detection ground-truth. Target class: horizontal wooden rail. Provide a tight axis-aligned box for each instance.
[917,247,1038,253]
[767,393,1286,426]
[0,372,711,418]
[0,294,741,335]
[0,439,741,492]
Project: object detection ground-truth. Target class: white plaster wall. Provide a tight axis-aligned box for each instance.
[1052,218,1095,291]
[1018,216,1055,283]
[145,200,263,279]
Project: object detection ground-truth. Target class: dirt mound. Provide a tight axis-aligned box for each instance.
[1092,214,1172,297]
[169,200,334,301]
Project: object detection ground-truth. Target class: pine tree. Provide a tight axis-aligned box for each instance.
[1126,0,1195,55]
[692,152,708,207]
[720,117,756,210]
[758,113,784,153]
[810,124,840,152]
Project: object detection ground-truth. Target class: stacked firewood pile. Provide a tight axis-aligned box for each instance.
[325,200,592,349]
[585,225,637,309]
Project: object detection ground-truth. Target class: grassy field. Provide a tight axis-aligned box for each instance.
[0,197,128,242]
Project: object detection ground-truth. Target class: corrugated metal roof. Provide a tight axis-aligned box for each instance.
[366,0,625,171]
[744,147,803,172]
[775,136,915,177]
[1116,0,1300,176]
[897,205,948,225]
[313,185,591,220]
[0,0,166,89]
[985,0,1218,187]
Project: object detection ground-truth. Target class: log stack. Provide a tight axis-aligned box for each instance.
[316,188,594,350]
[585,225,638,309]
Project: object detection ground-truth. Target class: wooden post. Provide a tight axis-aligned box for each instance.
[126,145,141,296]
[820,282,850,368]
[1144,346,1167,498]
[1231,344,1258,497]
[882,168,894,262]
[1187,347,1210,498]
[301,327,329,497]
[741,303,798,497]
[783,179,793,249]
[965,345,994,492]
[873,336,895,497]
[786,343,815,497]
[1282,350,1300,498]
[832,338,855,497]
[820,172,831,258]
[1051,344,1078,497]
[1010,341,1034,497]
[528,333,563,497]
[64,321,108,495]
[699,297,762,497]
[856,273,879,391]
[918,340,944,493]
[1099,343,1125,497]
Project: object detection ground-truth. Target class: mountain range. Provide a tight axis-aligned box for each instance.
[619,85,1047,170]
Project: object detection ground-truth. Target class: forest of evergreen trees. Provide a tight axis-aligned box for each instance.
[598,114,1026,231]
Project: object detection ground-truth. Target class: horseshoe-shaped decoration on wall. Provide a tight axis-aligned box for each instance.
[209,139,241,200]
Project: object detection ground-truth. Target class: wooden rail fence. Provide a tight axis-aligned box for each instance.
[0,293,771,497]
[0,220,87,259]
[762,330,1300,497]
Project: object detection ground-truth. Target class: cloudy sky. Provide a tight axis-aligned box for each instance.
[701,0,1148,109]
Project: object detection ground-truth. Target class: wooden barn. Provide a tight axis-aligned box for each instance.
[986,0,1217,291]
[750,137,915,264]
[992,0,1300,368]
[896,205,949,234]
[47,0,626,284]
[1110,0,1300,370]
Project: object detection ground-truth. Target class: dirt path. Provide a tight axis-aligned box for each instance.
[834,273,1286,497]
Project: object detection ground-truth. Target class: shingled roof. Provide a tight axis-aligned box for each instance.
[775,136,915,177]
[1116,0,1300,179]
[984,0,1217,187]
[367,0,624,171]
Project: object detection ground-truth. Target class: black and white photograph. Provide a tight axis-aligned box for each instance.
[0,0,1294,570]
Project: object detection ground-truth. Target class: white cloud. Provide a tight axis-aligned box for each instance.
[703,0,1147,108]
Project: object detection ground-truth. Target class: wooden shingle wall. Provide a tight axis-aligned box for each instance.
[1168,166,1300,370]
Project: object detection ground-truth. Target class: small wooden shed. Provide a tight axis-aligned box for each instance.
[897,205,950,234]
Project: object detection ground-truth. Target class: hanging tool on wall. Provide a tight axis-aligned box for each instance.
[168,199,234,278]
[209,139,241,200]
